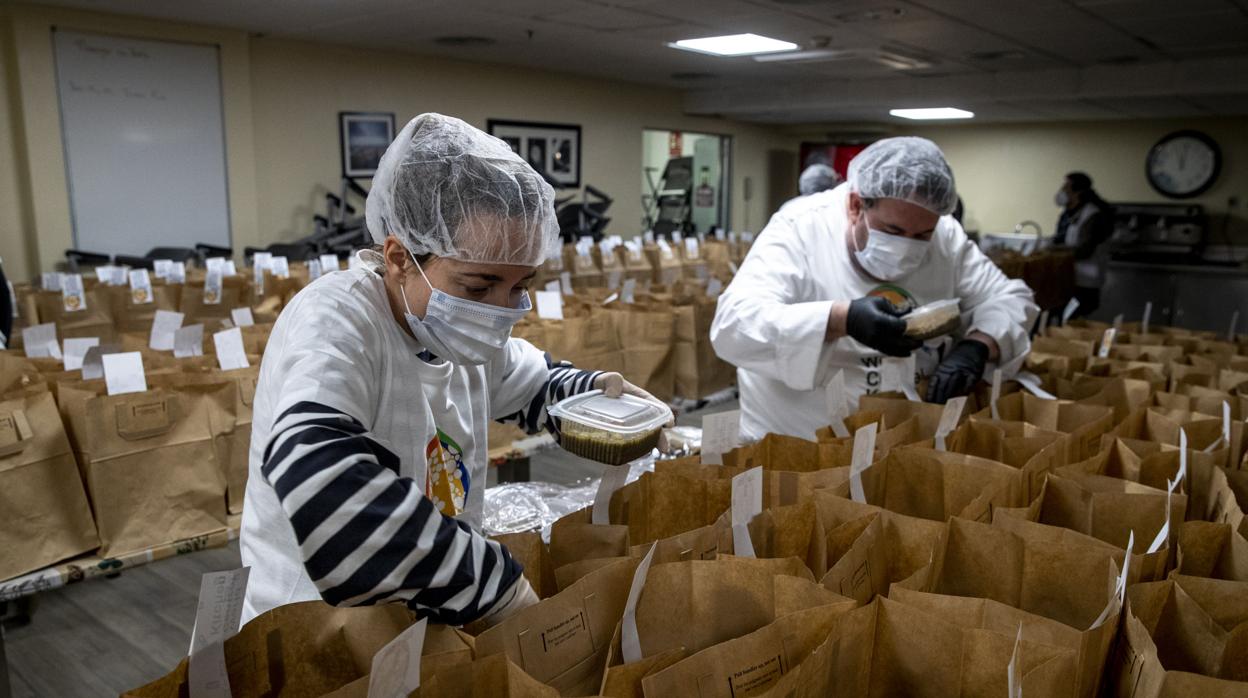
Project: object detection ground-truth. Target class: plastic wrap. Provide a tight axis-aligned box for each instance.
[481,453,660,540]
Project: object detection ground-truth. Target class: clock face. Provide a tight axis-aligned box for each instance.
[1146,130,1220,198]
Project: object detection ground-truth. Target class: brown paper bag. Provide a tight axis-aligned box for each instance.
[1176,520,1248,582]
[0,389,99,580]
[472,556,640,696]
[123,601,440,698]
[1062,375,1155,422]
[178,275,251,326]
[993,476,1175,582]
[895,517,1125,698]
[1110,575,1248,696]
[672,298,734,400]
[639,603,853,698]
[102,282,182,334]
[419,652,559,698]
[847,446,1025,521]
[938,418,1068,502]
[58,380,233,555]
[972,390,1115,463]
[494,530,559,600]
[808,490,945,602]
[755,596,1078,698]
[610,305,675,403]
[33,288,117,342]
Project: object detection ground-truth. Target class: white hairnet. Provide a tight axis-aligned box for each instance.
[365,113,559,266]
[798,164,840,195]
[847,137,957,215]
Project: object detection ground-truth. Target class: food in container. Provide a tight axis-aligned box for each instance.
[547,390,672,465]
[904,299,962,340]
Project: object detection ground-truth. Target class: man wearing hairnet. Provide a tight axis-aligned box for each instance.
[712,137,1036,442]
[240,113,662,625]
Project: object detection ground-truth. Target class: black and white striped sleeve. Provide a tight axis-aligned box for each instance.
[495,354,602,440]
[260,400,524,625]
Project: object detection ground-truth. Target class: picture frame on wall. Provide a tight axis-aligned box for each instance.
[487,119,582,189]
[339,111,395,178]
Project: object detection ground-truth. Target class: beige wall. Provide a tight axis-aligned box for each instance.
[2,3,259,281]
[897,117,1248,244]
[248,38,791,247]
[0,3,795,281]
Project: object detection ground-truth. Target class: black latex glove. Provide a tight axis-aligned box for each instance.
[926,339,990,403]
[846,296,923,357]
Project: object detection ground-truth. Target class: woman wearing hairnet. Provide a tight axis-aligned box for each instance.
[711,137,1037,442]
[239,113,660,625]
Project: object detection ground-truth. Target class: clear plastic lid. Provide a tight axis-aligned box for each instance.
[547,390,673,435]
[904,299,962,339]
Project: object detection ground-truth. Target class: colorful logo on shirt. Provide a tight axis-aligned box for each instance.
[867,284,917,312]
[426,429,468,517]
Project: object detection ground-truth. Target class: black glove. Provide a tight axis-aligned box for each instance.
[926,339,990,403]
[845,296,923,357]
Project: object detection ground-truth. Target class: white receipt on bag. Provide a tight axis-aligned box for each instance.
[22,323,60,359]
[231,307,255,328]
[367,618,428,698]
[188,567,250,698]
[103,352,147,396]
[592,464,630,525]
[701,409,742,465]
[990,368,1003,420]
[731,466,763,557]
[621,543,657,664]
[174,324,205,358]
[825,370,850,438]
[850,422,877,503]
[149,310,184,351]
[934,396,966,451]
[214,328,250,371]
[535,291,564,320]
[62,337,99,371]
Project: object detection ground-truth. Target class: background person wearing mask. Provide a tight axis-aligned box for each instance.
[711,137,1036,442]
[240,113,662,625]
[1053,171,1114,317]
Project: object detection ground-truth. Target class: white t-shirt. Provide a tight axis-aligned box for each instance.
[711,184,1037,442]
[239,253,557,621]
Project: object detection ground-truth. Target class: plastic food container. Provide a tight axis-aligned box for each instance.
[904,299,962,340]
[548,390,672,465]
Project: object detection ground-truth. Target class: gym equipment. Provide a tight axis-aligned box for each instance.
[556,184,612,242]
[642,156,693,239]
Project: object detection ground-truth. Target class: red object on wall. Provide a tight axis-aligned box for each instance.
[799,142,869,180]
[669,131,683,157]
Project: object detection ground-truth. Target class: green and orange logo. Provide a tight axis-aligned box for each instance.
[867,284,916,312]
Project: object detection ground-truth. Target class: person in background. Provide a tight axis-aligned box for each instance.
[711,137,1036,442]
[798,163,841,196]
[240,113,662,625]
[1053,172,1114,317]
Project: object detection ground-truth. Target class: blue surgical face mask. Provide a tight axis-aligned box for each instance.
[400,253,531,365]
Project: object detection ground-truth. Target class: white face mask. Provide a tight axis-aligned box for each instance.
[852,221,930,282]
[1054,189,1069,207]
[400,253,531,365]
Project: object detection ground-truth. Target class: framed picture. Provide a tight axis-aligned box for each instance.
[487,119,582,189]
[339,112,396,178]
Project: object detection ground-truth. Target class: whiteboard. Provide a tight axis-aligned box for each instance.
[54,30,231,256]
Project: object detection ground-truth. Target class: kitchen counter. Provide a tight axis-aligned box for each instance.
[1098,260,1248,332]
[1108,259,1248,277]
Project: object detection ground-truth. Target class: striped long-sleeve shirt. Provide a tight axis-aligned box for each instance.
[239,257,603,623]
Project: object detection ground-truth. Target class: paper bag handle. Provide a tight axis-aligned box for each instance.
[0,409,34,457]
[115,395,179,440]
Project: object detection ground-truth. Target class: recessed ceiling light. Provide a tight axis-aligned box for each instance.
[889,107,975,120]
[670,33,798,57]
